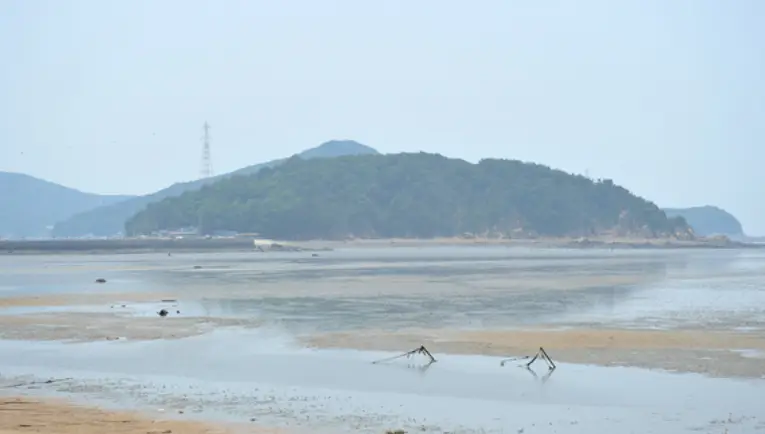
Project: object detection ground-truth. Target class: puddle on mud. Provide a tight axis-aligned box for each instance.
[4,248,765,334]
[548,277,765,331]
[0,300,193,318]
[733,348,765,359]
[1,328,764,434]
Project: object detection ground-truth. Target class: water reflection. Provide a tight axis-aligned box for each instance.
[524,366,556,384]
[3,247,763,335]
[192,282,652,331]
[384,360,436,376]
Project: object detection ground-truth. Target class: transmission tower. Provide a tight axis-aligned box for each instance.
[200,122,213,179]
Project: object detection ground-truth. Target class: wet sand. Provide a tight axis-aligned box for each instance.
[1,308,763,377]
[0,292,174,309]
[2,329,763,434]
[1,247,764,432]
[306,327,765,378]
[0,397,281,434]
[1,248,764,378]
[1,312,763,377]
[0,312,259,342]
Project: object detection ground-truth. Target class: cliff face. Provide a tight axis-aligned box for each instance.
[662,206,744,238]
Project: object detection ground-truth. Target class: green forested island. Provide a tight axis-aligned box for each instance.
[125,152,690,240]
[52,140,379,237]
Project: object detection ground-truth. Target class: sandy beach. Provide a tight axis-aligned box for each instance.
[0,398,283,434]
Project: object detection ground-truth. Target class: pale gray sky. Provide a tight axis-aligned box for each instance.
[2,0,764,233]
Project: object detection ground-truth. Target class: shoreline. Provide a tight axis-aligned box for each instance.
[0,235,758,255]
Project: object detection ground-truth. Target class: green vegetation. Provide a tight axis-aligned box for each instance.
[125,152,690,240]
[52,140,379,237]
[0,171,133,238]
[662,206,744,238]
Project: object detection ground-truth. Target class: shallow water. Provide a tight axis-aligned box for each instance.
[2,247,765,432]
[1,328,764,433]
[3,247,765,333]
[5,248,764,330]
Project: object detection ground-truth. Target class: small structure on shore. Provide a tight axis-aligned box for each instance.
[253,239,278,251]
[252,239,305,252]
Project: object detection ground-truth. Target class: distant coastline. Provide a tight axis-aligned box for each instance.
[320,235,761,250]
[0,235,759,255]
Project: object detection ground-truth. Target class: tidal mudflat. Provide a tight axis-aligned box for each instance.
[1,246,764,432]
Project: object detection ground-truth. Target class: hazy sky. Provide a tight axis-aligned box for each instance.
[2,0,764,233]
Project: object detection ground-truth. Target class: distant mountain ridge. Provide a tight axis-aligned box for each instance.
[52,140,379,237]
[0,171,134,238]
[662,206,744,238]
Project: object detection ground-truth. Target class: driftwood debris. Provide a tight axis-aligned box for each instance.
[500,347,556,371]
[372,345,437,365]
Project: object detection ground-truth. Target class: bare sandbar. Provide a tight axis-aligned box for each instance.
[0,397,282,434]
[305,327,765,379]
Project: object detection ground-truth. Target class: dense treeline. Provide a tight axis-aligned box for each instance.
[125,153,689,240]
[53,140,378,237]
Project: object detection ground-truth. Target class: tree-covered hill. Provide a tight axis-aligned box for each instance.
[125,153,690,240]
[52,140,378,237]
